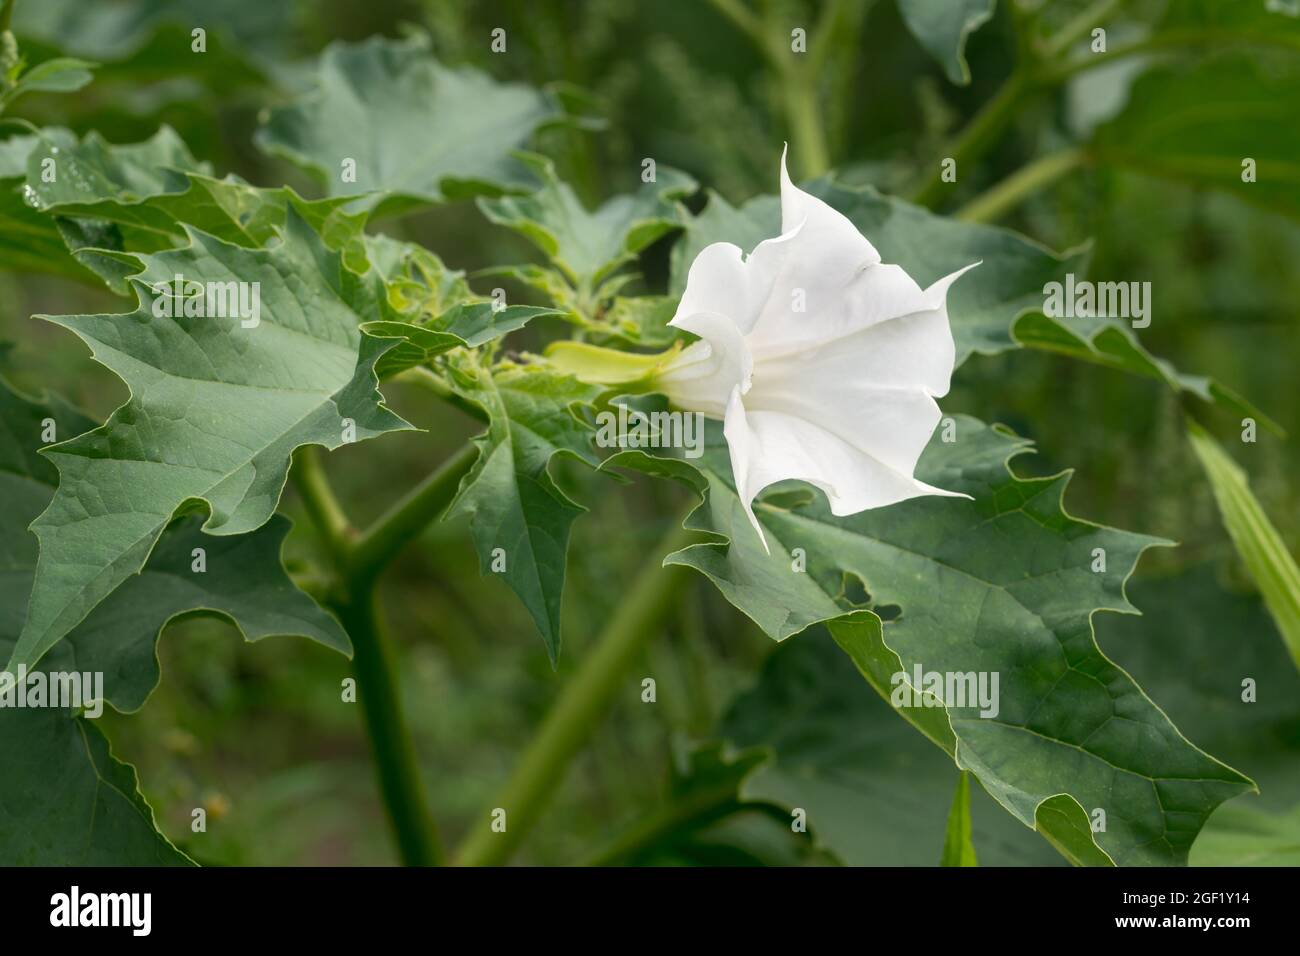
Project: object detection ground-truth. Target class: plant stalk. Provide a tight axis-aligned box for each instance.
[347,443,479,584]
[453,521,697,866]
[954,147,1086,223]
[334,586,443,866]
[291,444,465,867]
[908,71,1032,208]
[1041,0,1128,59]
[291,445,354,565]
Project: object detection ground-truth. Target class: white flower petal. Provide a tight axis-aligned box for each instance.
[669,242,753,331]
[724,386,965,553]
[744,378,945,478]
[777,146,880,280]
[657,312,753,419]
[751,291,962,400]
[660,150,979,549]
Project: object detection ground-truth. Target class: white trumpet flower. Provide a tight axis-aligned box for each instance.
[657,150,978,549]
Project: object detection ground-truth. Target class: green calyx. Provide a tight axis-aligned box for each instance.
[544,339,684,390]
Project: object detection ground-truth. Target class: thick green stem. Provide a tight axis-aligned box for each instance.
[454,521,697,867]
[907,0,1124,211]
[347,443,478,584]
[784,76,831,179]
[954,147,1086,223]
[335,587,443,866]
[708,0,833,178]
[291,446,354,565]
[291,442,469,867]
[908,71,1032,208]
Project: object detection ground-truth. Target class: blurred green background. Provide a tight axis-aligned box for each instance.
[2,0,1297,865]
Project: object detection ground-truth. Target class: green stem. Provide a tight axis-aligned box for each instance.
[708,0,832,178]
[1041,0,1128,59]
[396,367,488,424]
[808,0,854,73]
[784,75,831,179]
[907,0,1122,211]
[707,0,774,60]
[290,441,459,867]
[454,520,697,867]
[908,71,1032,208]
[347,442,478,584]
[335,586,443,866]
[954,147,1086,223]
[291,446,354,566]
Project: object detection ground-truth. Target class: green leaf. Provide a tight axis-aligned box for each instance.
[0,711,193,865]
[446,360,603,662]
[25,125,209,211]
[1095,565,1300,864]
[16,126,210,290]
[355,237,560,379]
[671,180,1266,422]
[1092,53,1300,221]
[364,305,561,381]
[896,0,996,85]
[597,296,681,348]
[365,235,476,312]
[18,127,373,290]
[0,376,351,710]
[14,0,296,85]
[0,183,95,281]
[256,35,562,214]
[1187,420,1300,671]
[473,263,583,316]
[0,377,349,865]
[6,56,96,100]
[614,416,1254,864]
[1190,802,1300,866]
[1156,0,1300,51]
[478,155,696,292]
[719,627,1062,865]
[0,133,42,178]
[941,772,979,866]
[1013,310,1279,434]
[8,209,409,674]
[0,132,97,281]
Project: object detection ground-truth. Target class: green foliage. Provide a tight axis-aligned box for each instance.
[0,377,349,865]
[941,773,979,866]
[1188,421,1300,670]
[896,0,996,85]
[446,360,604,663]
[720,628,1061,865]
[1092,54,1300,222]
[613,416,1252,864]
[0,0,1295,870]
[478,153,695,303]
[256,34,563,214]
[1098,566,1300,865]
[8,212,408,674]
[0,710,193,865]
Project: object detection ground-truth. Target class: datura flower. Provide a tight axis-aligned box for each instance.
[656,151,978,550]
